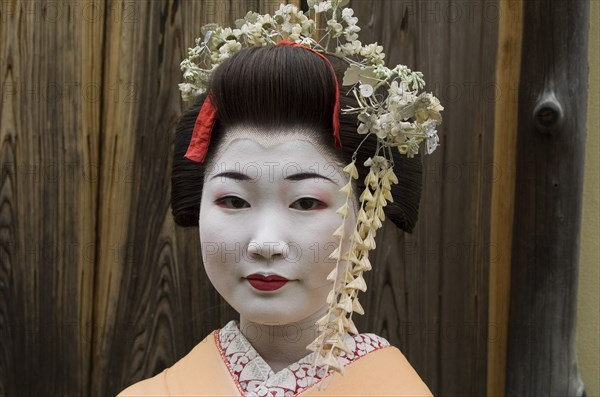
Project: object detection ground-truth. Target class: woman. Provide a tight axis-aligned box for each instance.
[118,4,440,396]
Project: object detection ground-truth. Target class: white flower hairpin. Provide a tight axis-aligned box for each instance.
[179,0,443,387]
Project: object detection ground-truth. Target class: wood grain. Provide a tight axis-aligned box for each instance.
[505,0,589,395]
[487,1,523,396]
[350,1,498,396]
[0,0,103,395]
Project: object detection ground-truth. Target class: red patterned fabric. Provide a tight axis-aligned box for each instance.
[214,321,390,397]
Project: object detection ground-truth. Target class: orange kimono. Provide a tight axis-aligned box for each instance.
[117,321,432,397]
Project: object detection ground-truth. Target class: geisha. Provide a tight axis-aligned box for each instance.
[118,3,441,396]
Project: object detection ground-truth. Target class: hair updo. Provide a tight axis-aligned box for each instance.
[171,44,423,232]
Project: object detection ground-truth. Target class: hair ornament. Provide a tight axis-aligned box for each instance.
[184,95,218,162]
[179,0,443,389]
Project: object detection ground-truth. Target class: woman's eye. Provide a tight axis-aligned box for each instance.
[290,198,326,211]
[215,196,250,209]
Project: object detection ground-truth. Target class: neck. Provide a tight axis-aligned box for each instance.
[239,306,327,373]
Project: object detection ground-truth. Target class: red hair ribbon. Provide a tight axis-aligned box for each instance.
[184,94,218,163]
[184,40,342,163]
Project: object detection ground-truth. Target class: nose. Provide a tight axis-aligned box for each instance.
[246,213,288,261]
[247,241,287,261]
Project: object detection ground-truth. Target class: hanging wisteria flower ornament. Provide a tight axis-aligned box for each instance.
[179,0,443,388]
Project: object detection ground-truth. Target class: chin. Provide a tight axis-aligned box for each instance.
[233,299,324,327]
[238,307,308,326]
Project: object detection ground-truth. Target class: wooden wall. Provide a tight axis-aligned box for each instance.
[505,0,589,395]
[351,1,497,396]
[0,1,588,396]
[1,0,103,395]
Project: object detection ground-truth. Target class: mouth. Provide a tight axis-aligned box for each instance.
[246,274,289,292]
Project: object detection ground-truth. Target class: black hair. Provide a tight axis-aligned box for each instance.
[171,45,422,232]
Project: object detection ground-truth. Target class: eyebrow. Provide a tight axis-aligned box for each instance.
[209,171,252,181]
[286,172,337,184]
[209,171,337,184]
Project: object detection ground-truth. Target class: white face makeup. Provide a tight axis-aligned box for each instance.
[199,128,357,326]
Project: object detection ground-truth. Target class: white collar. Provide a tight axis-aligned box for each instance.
[216,320,390,397]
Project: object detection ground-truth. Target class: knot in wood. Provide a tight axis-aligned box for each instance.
[533,94,563,134]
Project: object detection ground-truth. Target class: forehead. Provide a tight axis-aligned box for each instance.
[207,126,343,168]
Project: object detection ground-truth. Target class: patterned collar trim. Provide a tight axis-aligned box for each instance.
[214,320,390,397]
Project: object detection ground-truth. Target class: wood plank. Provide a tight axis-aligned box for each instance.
[505,0,589,395]
[349,1,498,396]
[487,1,523,396]
[0,0,103,395]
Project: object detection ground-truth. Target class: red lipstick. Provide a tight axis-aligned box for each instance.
[246,274,289,291]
